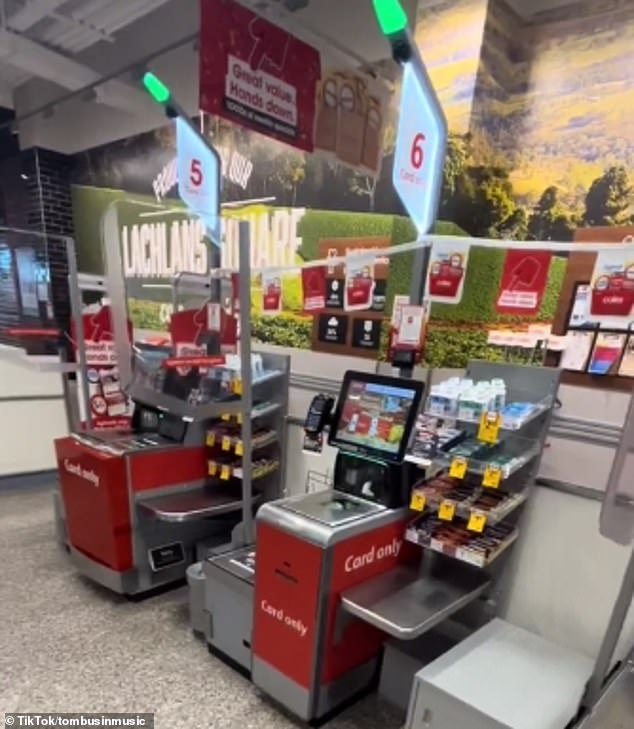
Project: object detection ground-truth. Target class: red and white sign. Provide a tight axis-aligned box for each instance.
[301,265,326,313]
[496,250,552,316]
[262,271,282,314]
[427,240,470,304]
[344,254,375,312]
[71,306,133,430]
[587,250,634,322]
[387,300,429,364]
[162,355,226,370]
[199,0,321,152]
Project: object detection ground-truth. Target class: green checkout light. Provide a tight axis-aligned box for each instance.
[142,71,171,104]
[372,0,408,35]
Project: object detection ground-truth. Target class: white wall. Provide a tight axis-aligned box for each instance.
[0,346,68,476]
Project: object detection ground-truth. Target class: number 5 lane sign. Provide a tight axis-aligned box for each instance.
[177,117,221,246]
[393,59,447,235]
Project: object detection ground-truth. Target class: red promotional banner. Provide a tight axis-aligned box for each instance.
[496,250,552,316]
[301,266,326,313]
[70,306,133,430]
[199,0,321,152]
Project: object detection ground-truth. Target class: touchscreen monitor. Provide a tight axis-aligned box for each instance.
[329,371,424,463]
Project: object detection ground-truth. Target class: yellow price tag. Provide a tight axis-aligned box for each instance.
[439,500,456,522]
[467,510,487,533]
[482,465,502,489]
[237,413,243,425]
[208,461,218,476]
[478,411,501,444]
[221,413,231,422]
[205,432,216,447]
[235,440,244,456]
[220,464,231,480]
[222,435,232,451]
[409,491,426,512]
[449,457,468,479]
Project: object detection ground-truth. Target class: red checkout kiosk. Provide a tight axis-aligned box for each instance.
[54,348,289,597]
[202,370,490,722]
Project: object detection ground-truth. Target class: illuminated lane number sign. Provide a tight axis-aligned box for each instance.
[190,159,203,187]
[392,63,447,235]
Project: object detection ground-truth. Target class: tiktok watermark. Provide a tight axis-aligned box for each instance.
[4,715,153,728]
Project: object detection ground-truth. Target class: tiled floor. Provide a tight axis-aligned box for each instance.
[0,485,403,729]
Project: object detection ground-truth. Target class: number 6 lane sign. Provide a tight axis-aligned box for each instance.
[393,61,447,235]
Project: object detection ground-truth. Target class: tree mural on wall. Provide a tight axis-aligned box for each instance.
[583,166,634,227]
[527,186,576,242]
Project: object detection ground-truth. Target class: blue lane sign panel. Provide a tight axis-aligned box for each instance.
[176,118,221,245]
[392,63,447,235]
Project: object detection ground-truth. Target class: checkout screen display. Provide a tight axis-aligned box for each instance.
[333,380,416,456]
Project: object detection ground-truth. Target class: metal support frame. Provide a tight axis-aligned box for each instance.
[584,547,634,708]
[581,387,634,713]
[238,221,254,545]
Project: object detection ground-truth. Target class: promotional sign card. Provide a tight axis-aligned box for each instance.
[262,271,282,315]
[496,250,552,316]
[199,0,320,152]
[618,335,634,377]
[396,304,428,347]
[344,253,376,312]
[587,333,626,375]
[71,305,134,430]
[301,265,327,313]
[427,241,469,304]
[560,331,594,371]
[586,250,634,324]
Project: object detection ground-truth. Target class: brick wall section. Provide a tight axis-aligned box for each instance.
[0,148,76,354]
[35,148,76,354]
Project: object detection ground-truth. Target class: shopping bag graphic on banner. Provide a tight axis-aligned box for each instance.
[344,255,375,311]
[427,242,469,303]
[588,248,634,320]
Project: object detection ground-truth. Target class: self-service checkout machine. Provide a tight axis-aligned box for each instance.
[201,370,491,722]
[55,348,289,596]
[54,255,290,596]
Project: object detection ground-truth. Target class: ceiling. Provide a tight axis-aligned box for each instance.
[504,0,580,18]
[0,0,581,152]
[0,0,176,111]
[0,0,420,117]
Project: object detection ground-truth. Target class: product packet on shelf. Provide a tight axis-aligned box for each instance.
[501,402,537,429]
